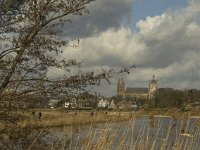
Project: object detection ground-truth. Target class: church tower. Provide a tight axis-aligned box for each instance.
[117,78,125,97]
[148,75,159,98]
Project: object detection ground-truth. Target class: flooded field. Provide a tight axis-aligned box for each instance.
[48,116,200,150]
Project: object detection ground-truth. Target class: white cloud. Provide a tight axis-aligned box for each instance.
[186,22,200,37]
[63,27,149,67]
[59,0,200,96]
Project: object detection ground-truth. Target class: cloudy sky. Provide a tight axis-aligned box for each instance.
[58,0,200,96]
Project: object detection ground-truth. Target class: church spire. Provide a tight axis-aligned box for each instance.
[117,78,125,97]
[149,75,159,98]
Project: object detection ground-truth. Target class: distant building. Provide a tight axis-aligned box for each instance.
[117,75,159,99]
[97,99,116,109]
[148,75,159,98]
[64,98,95,109]
[108,100,116,109]
[48,99,60,108]
[116,100,135,110]
[97,99,109,108]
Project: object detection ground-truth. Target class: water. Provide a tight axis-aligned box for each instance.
[48,116,200,150]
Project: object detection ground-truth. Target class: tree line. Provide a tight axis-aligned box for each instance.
[149,89,200,108]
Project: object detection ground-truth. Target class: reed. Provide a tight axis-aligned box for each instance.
[80,114,200,150]
[18,109,200,149]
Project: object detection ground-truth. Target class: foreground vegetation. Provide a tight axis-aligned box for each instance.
[28,112,200,150]
[81,115,200,150]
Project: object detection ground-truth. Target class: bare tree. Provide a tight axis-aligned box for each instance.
[0,0,115,148]
[0,0,117,99]
[0,1,134,149]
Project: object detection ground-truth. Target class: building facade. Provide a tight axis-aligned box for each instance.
[117,75,159,99]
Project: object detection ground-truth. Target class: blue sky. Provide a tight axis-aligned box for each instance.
[131,0,188,29]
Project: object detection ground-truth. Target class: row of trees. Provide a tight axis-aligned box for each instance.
[149,89,200,108]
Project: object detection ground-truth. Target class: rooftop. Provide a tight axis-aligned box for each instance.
[126,87,148,93]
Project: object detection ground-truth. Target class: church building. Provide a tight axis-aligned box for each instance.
[117,75,159,99]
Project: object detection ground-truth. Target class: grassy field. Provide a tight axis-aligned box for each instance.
[21,107,200,128]
[26,109,136,128]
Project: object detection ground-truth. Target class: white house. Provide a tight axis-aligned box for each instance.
[108,100,116,109]
[64,102,70,108]
[97,99,109,108]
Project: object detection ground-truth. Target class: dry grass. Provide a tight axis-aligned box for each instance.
[13,109,200,149]
[27,109,135,128]
[22,108,200,128]
[79,114,200,150]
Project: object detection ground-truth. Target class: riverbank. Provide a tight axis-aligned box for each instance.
[139,107,200,119]
[27,109,136,128]
[24,107,200,128]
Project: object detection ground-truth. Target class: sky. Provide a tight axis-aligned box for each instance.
[48,0,200,97]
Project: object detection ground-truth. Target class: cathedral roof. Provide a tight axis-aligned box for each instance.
[126,87,148,93]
